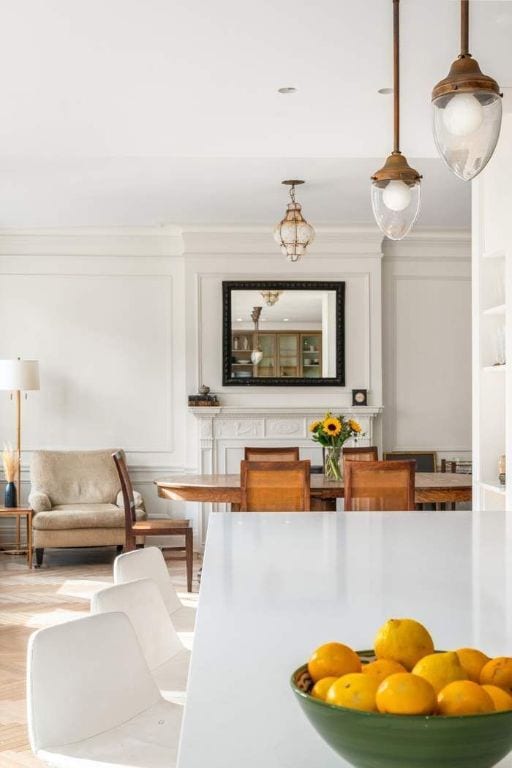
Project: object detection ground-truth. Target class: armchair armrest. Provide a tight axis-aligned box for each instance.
[29,491,51,513]
[116,489,144,510]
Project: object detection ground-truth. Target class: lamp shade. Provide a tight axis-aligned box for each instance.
[0,359,40,391]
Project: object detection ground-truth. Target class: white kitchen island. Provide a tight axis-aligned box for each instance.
[178,511,512,768]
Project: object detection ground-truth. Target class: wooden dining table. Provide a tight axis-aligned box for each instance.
[156,471,472,508]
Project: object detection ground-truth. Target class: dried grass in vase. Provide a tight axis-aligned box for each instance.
[2,445,20,482]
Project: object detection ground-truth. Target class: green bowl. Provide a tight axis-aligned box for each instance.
[291,654,512,768]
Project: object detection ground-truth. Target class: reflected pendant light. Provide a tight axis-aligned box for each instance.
[432,0,502,181]
[371,0,422,241]
[273,180,315,262]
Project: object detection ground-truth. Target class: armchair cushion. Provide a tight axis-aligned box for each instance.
[29,491,51,513]
[30,450,121,506]
[32,503,147,531]
[116,489,144,510]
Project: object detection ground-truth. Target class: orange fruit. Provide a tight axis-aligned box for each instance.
[308,642,361,683]
[437,680,495,715]
[362,659,407,684]
[376,672,437,715]
[326,673,379,712]
[311,676,339,701]
[482,684,512,712]
[456,648,490,683]
[480,657,512,692]
[412,651,468,694]
[374,619,434,670]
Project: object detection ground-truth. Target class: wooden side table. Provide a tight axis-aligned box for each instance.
[0,506,33,568]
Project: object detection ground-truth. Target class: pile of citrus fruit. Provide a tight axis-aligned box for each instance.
[307,618,512,716]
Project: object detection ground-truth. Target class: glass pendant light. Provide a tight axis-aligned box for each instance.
[432,0,502,181]
[371,0,422,241]
[273,180,315,262]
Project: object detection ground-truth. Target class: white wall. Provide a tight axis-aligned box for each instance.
[382,231,472,462]
[0,225,471,546]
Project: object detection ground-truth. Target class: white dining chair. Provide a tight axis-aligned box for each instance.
[91,577,189,704]
[114,546,182,615]
[27,611,181,767]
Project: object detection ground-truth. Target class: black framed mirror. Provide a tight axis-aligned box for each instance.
[222,280,345,386]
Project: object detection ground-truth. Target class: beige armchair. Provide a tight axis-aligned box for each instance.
[29,449,146,566]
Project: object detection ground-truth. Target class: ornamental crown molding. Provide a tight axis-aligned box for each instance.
[182,225,384,258]
[383,228,471,261]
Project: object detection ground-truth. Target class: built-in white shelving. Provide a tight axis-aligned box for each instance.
[483,304,506,316]
[480,481,506,496]
[472,90,512,513]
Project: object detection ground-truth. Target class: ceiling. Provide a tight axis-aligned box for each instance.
[0,0,510,228]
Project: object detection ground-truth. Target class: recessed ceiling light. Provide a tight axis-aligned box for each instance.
[378,87,393,95]
[236,317,243,322]
[283,318,289,322]
[278,87,297,94]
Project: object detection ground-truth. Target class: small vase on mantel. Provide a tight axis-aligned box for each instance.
[4,482,17,508]
[323,446,342,482]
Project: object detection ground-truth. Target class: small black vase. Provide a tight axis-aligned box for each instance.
[4,482,17,508]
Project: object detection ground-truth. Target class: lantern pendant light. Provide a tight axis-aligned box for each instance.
[432,0,502,182]
[273,180,315,262]
[371,0,421,241]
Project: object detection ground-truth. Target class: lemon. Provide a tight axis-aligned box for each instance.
[413,651,468,694]
[311,676,339,701]
[480,657,512,692]
[362,658,407,684]
[482,684,512,711]
[456,648,490,683]
[308,642,361,683]
[376,672,437,715]
[374,618,434,671]
[437,680,495,715]
[326,673,379,712]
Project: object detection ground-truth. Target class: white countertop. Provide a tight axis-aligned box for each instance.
[178,511,512,768]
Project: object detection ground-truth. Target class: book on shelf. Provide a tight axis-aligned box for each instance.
[188,394,219,407]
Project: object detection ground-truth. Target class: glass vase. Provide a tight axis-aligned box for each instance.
[324,446,342,481]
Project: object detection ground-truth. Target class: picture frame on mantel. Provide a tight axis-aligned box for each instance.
[222,280,345,387]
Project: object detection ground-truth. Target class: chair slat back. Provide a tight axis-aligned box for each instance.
[112,450,137,528]
[343,446,378,472]
[240,460,310,512]
[344,460,415,511]
[383,451,437,473]
[244,446,300,461]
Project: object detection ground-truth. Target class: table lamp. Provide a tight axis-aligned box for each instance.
[0,359,40,502]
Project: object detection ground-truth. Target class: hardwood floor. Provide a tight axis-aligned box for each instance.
[0,546,199,766]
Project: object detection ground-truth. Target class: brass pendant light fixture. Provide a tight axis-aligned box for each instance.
[432,0,502,182]
[273,180,315,262]
[371,0,421,241]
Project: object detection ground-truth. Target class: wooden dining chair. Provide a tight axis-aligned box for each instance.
[244,446,300,461]
[240,460,311,512]
[383,451,437,473]
[343,445,378,471]
[439,458,457,511]
[112,450,194,592]
[344,460,415,511]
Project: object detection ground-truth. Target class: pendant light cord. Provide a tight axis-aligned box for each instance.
[393,0,400,153]
[461,0,469,56]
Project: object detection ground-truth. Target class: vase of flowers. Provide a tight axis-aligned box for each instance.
[309,413,363,481]
[2,445,19,508]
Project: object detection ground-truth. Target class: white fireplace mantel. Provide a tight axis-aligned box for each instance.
[190,404,383,545]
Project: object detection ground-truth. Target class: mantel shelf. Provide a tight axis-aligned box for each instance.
[482,364,507,373]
